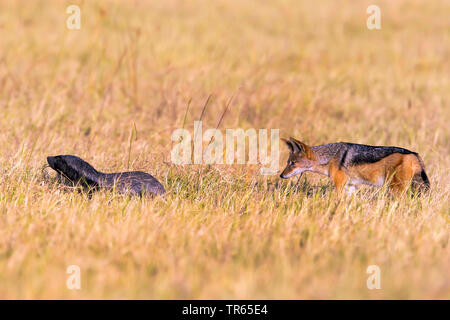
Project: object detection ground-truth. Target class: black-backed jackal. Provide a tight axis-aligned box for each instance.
[280,137,430,195]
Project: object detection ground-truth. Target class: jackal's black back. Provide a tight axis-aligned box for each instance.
[343,143,416,166]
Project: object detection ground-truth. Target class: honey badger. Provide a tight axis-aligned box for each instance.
[47,155,165,197]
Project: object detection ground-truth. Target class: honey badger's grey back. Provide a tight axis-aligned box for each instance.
[47,155,166,197]
[100,172,166,196]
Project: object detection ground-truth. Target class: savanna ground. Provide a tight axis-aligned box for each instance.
[0,0,448,299]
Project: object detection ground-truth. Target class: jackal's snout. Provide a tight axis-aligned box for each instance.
[280,167,290,179]
[280,168,302,179]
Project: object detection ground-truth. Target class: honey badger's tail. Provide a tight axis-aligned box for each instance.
[412,154,430,193]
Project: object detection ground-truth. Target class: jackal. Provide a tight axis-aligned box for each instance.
[280,138,430,195]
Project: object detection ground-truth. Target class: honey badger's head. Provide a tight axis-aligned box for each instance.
[47,155,98,184]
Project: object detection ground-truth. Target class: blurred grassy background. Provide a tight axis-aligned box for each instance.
[0,0,448,299]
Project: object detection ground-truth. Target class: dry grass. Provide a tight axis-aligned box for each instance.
[0,0,448,299]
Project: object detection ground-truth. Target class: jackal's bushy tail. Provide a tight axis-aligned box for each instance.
[412,154,430,193]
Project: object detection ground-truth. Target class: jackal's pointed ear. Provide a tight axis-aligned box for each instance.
[281,138,295,152]
[290,137,314,158]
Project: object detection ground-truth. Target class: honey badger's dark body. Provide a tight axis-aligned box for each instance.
[47,155,165,196]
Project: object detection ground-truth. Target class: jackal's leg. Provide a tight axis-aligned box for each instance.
[330,163,347,194]
[389,158,416,195]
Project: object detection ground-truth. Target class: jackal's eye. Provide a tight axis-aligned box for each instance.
[289,160,295,166]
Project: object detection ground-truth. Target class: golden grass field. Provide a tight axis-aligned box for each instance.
[0,0,448,299]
